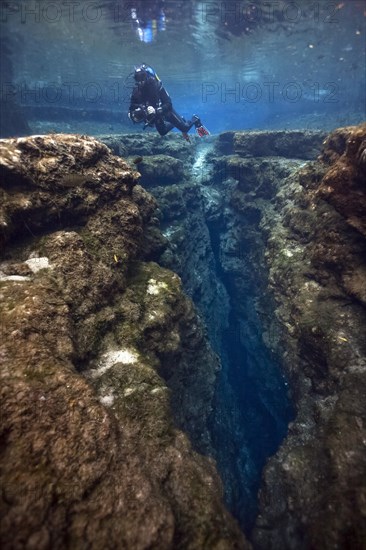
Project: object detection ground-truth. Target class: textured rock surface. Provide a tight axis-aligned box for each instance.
[215,130,328,159]
[101,132,299,531]
[3,125,365,549]
[0,134,249,549]
[98,135,229,354]
[135,154,185,186]
[110,126,366,546]
[206,138,302,530]
[100,132,195,162]
[252,124,366,549]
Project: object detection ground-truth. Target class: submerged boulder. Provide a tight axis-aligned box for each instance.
[0,134,249,550]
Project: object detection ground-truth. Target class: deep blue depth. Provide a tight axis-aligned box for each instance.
[205,219,294,532]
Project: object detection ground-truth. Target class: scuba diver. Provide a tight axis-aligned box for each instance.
[128,63,210,141]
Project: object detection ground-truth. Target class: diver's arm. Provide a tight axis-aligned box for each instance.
[128,87,148,123]
[129,87,144,113]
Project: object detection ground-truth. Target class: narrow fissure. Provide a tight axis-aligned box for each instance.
[105,134,296,537]
[155,143,295,536]
[205,218,294,533]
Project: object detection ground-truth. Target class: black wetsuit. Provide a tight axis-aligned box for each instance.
[129,76,196,135]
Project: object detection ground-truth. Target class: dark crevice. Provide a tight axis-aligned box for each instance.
[179,205,294,535]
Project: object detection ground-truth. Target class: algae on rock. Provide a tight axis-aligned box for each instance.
[0,134,249,550]
[252,124,366,550]
[123,126,366,546]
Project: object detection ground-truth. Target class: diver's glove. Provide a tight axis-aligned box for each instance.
[129,107,146,123]
[146,106,156,122]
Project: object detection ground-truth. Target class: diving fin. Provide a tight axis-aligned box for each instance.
[192,115,210,137]
[196,124,210,137]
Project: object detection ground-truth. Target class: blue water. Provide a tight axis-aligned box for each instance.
[1,0,365,137]
[0,0,364,535]
[204,217,294,533]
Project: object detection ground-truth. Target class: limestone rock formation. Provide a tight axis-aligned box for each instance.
[0,134,249,550]
[252,124,366,549]
[2,124,365,550]
[204,125,366,547]
[135,154,185,186]
[113,126,366,547]
[215,130,328,159]
[101,132,195,162]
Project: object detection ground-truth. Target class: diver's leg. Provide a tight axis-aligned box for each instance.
[165,109,197,132]
[155,118,175,136]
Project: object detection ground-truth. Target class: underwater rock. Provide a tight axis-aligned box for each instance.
[215,130,327,159]
[110,131,297,531]
[317,124,366,237]
[252,123,366,549]
[203,151,299,531]
[134,154,185,187]
[8,126,362,549]
[100,132,194,162]
[100,126,365,540]
[0,134,249,549]
[0,134,137,250]
[110,124,366,547]
[211,156,303,199]
[100,136,229,353]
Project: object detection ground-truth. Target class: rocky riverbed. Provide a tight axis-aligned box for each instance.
[1,124,365,549]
